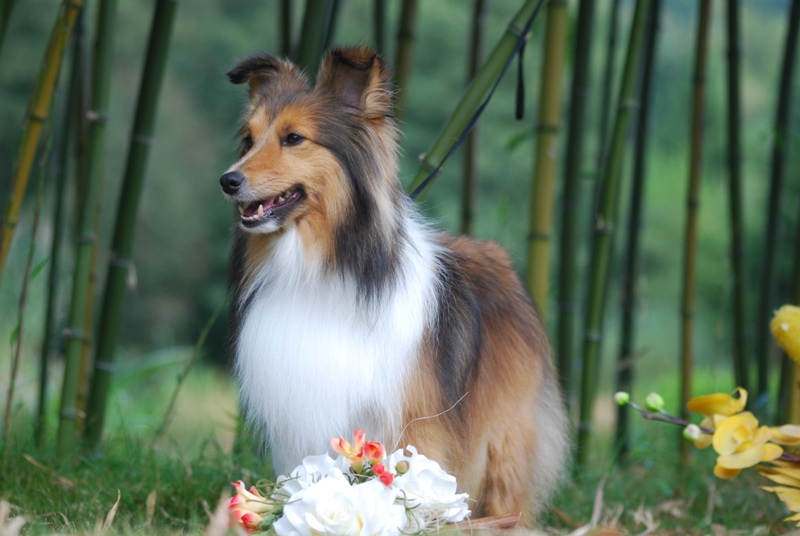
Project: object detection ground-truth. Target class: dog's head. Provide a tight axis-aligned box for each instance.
[220,47,398,239]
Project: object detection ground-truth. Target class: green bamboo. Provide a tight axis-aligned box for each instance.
[0,0,15,55]
[56,0,118,454]
[295,0,334,77]
[84,0,178,450]
[408,0,540,197]
[756,0,800,412]
[725,0,749,394]
[393,0,419,122]
[524,0,568,320]
[576,0,650,469]
[373,0,386,55]
[595,0,621,174]
[280,0,292,57]
[36,13,86,447]
[322,0,342,50]
[0,0,83,283]
[556,0,596,402]
[615,0,661,464]
[460,0,487,236]
[680,0,713,463]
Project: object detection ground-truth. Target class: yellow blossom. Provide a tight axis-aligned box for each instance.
[711,412,782,479]
[758,461,800,488]
[686,388,747,449]
[760,484,800,526]
[771,425,800,446]
[771,305,800,364]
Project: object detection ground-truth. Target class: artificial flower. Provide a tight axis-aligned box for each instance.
[331,428,367,469]
[272,477,406,536]
[771,305,800,364]
[687,387,748,449]
[711,412,782,479]
[387,447,470,532]
[365,441,386,464]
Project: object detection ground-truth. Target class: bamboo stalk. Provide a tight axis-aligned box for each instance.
[595,0,620,175]
[36,14,85,447]
[725,0,749,394]
[373,0,386,55]
[280,0,292,57]
[408,0,541,197]
[576,0,650,469]
[393,0,419,122]
[680,0,713,463]
[460,0,488,236]
[84,0,178,449]
[615,0,661,464]
[295,0,334,77]
[56,0,118,455]
[0,0,15,55]
[0,0,83,283]
[524,0,569,320]
[556,0,596,401]
[757,0,800,413]
[322,0,342,51]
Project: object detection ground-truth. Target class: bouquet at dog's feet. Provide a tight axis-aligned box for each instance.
[228,429,471,535]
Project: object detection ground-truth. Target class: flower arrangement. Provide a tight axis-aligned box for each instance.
[228,429,470,535]
[616,304,800,527]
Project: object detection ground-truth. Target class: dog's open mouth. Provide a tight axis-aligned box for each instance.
[238,188,303,227]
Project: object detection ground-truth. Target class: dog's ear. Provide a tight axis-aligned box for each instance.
[227,53,304,98]
[315,47,393,117]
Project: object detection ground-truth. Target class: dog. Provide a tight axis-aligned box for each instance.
[220,46,568,524]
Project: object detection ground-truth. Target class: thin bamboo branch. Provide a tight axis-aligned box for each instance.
[556,0,596,401]
[756,0,800,412]
[461,0,488,236]
[394,0,419,122]
[725,0,749,394]
[524,0,569,320]
[576,0,650,469]
[615,0,661,465]
[151,298,225,449]
[408,0,541,197]
[595,0,621,175]
[4,151,46,455]
[0,0,83,283]
[84,0,178,449]
[680,0,713,463]
[56,0,118,455]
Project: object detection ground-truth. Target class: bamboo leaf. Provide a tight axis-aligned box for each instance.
[30,256,50,280]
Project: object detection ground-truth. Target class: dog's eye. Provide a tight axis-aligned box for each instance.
[283,133,304,147]
[239,134,254,157]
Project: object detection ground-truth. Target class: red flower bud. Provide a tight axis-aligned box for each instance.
[379,471,394,486]
[372,463,386,475]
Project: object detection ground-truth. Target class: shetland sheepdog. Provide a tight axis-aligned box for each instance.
[220,46,568,524]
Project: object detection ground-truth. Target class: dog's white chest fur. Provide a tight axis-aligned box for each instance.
[235,222,438,474]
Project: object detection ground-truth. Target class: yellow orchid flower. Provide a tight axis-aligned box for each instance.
[711,412,783,479]
[771,305,800,364]
[686,388,748,449]
[771,425,800,446]
[758,462,800,488]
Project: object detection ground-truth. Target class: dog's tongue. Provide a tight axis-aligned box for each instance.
[243,196,277,218]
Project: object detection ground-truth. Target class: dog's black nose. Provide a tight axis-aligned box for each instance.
[220,171,245,195]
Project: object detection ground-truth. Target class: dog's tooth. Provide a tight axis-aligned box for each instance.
[238,205,245,215]
[277,195,285,203]
[257,204,264,217]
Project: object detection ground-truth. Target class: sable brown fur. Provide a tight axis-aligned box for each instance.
[221,46,569,526]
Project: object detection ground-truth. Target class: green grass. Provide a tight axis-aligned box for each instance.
[0,367,794,534]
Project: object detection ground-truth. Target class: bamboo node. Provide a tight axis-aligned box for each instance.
[30,112,48,124]
[94,360,117,372]
[535,124,559,134]
[77,233,96,245]
[132,133,155,146]
[111,257,138,291]
[63,328,89,342]
[508,24,532,41]
[584,331,602,342]
[527,231,551,242]
[59,409,84,420]
[417,155,441,175]
[86,110,109,124]
[619,99,640,111]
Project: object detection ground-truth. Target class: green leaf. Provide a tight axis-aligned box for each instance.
[9,324,20,349]
[30,255,50,280]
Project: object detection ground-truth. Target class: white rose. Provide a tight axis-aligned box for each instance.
[273,477,405,536]
[388,446,470,530]
[274,454,351,499]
